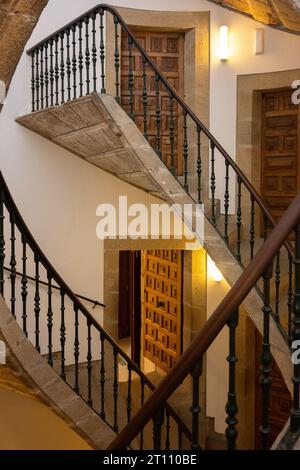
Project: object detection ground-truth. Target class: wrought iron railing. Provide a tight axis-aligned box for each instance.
[108,193,300,450]
[0,170,191,449]
[27,3,294,345]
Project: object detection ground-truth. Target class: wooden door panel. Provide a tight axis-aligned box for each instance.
[142,250,182,372]
[121,30,184,175]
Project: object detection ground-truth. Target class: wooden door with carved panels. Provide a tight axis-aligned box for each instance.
[121,29,185,175]
[142,250,182,372]
[261,88,300,226]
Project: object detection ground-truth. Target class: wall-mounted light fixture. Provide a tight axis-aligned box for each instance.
[254,29,264,55]
[208,257,223,282]
[219,25,229,62]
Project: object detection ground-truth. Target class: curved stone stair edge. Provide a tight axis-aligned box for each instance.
[0,295,116,450]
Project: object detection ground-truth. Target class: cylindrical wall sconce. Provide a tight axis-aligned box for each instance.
[219,25,229,62]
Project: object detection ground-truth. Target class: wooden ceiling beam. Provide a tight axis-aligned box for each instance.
[270,0,300,32]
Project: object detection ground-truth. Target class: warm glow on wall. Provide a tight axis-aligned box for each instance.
[219,25,229,62]
[208,257,223,282]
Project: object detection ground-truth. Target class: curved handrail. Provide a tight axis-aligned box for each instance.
[108,192,300,449]
[0,170,191,442]
[26,3,294,260]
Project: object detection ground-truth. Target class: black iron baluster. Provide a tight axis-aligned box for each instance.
[236,178,242,263]
[190,360,202,450]
[60,32,65,104]
[155,75,162,159]
[183,110,189,192]
[114,16,120,103]
[210,142,216,226]
[165,410,170,450]
[142,56,148,140]
[169,92,175,175]
[44,43,49,108]
[224,161,230,243]
[263,214,268,242]
[291,222,300,433]
[225,308,239,450]
[78,21,84,97]
[71,25,77,100]
[9,214,16,317]
[60,289,66,380]
[140,377,145,450]
[274,251,280,324]
[249,195,255,260]
[152,407,164,450]
[128,36,135,121]
[113,347,119,432]
[49,39,54,106]
[260,263,273,449]
[40,45,44,109]
[92,13,97,92]
[54,36,59,105]
[66,29,71,101]
[100,332,106,420]
[126,363,132,423]
[34,255,40,352]
[178,426,183,451]
[21,235,28,336]
[197,125,202,204]
[47,272,53,366]
[87,318,93,406]
[99,8,106,93]
[74,304,80,394]
[31,52,35,112]
[288,254,293,345]
[85,16,91,95]
[35,49,40,111]
[0,189,5,296]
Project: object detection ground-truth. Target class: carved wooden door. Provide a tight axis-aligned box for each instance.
[261,88,300,224]
[142,250,182,372]
[121,29,185,175]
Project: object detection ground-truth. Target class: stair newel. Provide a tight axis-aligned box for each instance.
[225,308,239,450]
[21,235,28,336]
[54,36,59,105]
[190,359,203,450]
[126,363,132,423]
[260,262,273,450]
[128,36,135,121]
[100,331,106,420]
[165,409,170,450]
[113,16,120,103]
[91,13,97,93]
[236,177,242,263]
[142,56,148,140]
[183,110,189,192]
[274,251,281,324]
[99,8,106,94]
[60,288,66,380]
[155,74,162,159]
[249,195,255,260]
[224,160,230,243]
[113,347,119,432]
[34,254,41,353]
[35,48,40,111]
[66,28,71,101]
[9,213,16,318]
[39,45,44,109]
[71,25,77,100]
[44,43,49,108]
[210,142,216,226]
[87,318,93,406]
[169,92,175,176]
[49,39,54,106]
[74,304,80,394]
[47,271,53,366]
[288,253,293,345]
[152,406,164,450]
[31,52,35,112]
[196,125,202,204]
[78,21,84,97]
[0,189,5,296]
[140,377,145,450]
[291,222,300,433]
[60,32,65,104]
[84,16,91,95]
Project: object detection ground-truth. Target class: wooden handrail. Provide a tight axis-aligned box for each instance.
[108,192,300,449]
